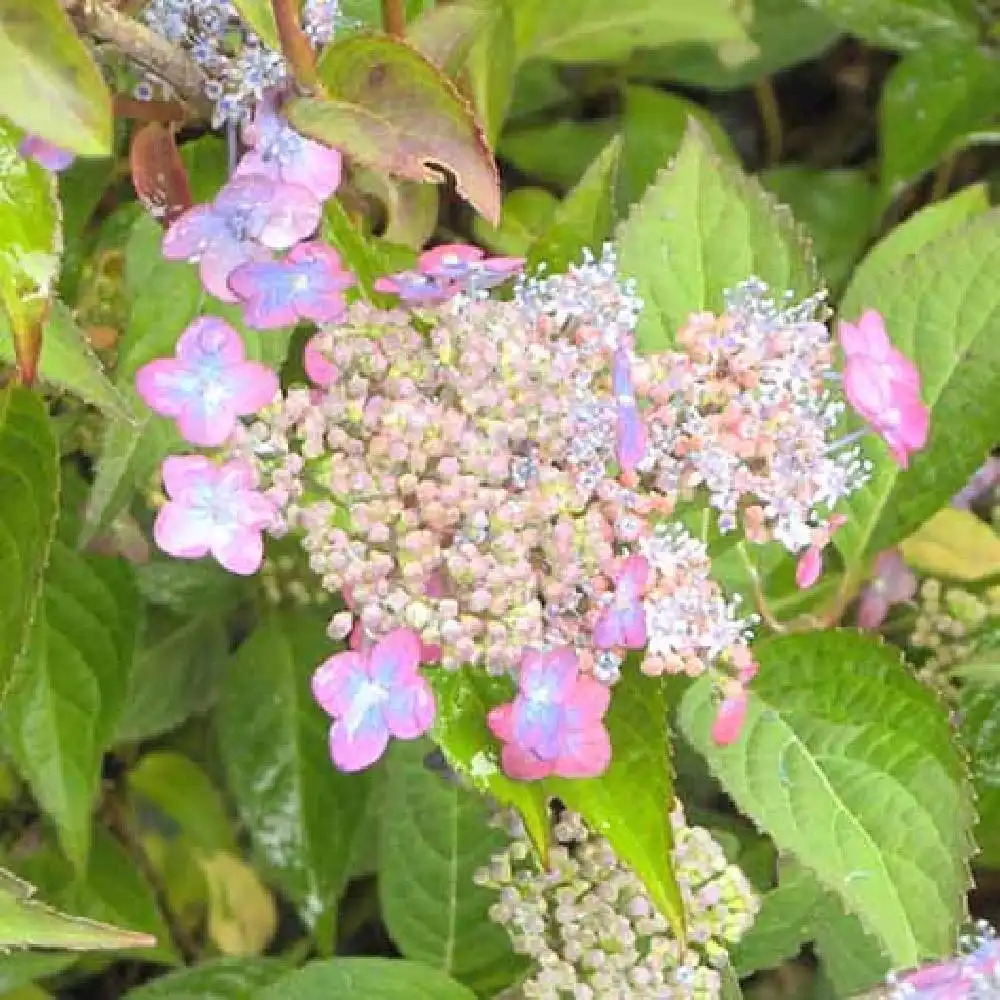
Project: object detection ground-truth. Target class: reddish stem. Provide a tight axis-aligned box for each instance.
[114,95,186,122]
[381,0,406,36]
[271,0,321,92]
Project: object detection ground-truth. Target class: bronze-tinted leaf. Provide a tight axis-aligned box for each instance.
[130,123,193,228]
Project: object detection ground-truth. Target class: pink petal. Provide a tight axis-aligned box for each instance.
[553,723,611,778]
[487,702,515,742]
[224,361,279,414]
[621,554,650,591]
[843,358,893,421]
[795,546,823,589]
[856,588,889,630]
[419,244,482,278]
[176,398,238,447]
[383,678,436,739]
[564,676,611,727]
[20,134,74,172]
[256,183,321,249]
[212,526,264,575]
[895,391,930,451]
[153,501,213,559]
[285,142,343,202]
[500,742,552,781]
[592,609,622,650]
[617,404,647,473]
[312,652,367,716]
[162,205,223,259]
[233,149,281,185]
[480,256,524,278]
[135,359,189,417]
[200,239,256,303]
[521,646,578,701]
[215,459,259,494]
[711,694,747,746]
[369,628,422,684]
[161,454,216,499]
[296,291,348,325]
[176,316,245,365]
[304,335,339,387]
[856,309,891,358]
[329,718,390,772]
[620,604,648,648]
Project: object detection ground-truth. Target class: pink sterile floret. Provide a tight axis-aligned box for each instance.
[312,628,436,772]
[417,243,523,289]
[153,455,275,575]
[162,176,321,302]
[487,647,611,781]
[136,316,278,446]
[303,332,339,388]
[611,347,648,477]
[794,514,847,590]
[711,691,748,747]
[19,134,74,172]
[839,309,929,469]
[593,553,649,650]
[856,548,917,629]
[229,241,355,329]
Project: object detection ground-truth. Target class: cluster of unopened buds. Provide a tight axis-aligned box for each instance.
[123,81,931,781]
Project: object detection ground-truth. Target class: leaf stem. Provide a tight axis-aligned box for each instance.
[271,0,322,93]
[753,78,783,166]
[736,543,786,634]
[381,0,407,36]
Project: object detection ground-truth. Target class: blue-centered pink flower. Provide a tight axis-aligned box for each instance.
[136,316,278,446]
[312,628,436,772]
[153,455,275,575]
[375,243,523,303]
[487,647,611,781]
[229,241,355,329]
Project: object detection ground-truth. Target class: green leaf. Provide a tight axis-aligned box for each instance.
[0,303,133,420]
[616,121,818,354]
[465,0,516,144]
[130,753,236,854]
[0,0,111,154]
[0,865,155,951]
[617,86,737,212]
[802,0,979,50]
[628,0,840,91]
[679,630,973,967]
[546,665,684,941]
[123,958,289,1000]
[836,209,1000,561]
[1,545,139,872]
[178,135,230,204]
[880,42,1000,201]
[258,958,478,1000]
[408,1,492,75]
[500,118,618,192]
[527,135,621,274]
[510,0,752,63]
[427,668,551,859]
[379,740,525,995]
[761,167,877,292]
[472,187,558,257]
[958,683,1000,868]
[810,885,890,996]
[290,35,500,223]
[219,611,373,932]
[0,386,59,702]
[0,953,75,992]
[230,0,280,50]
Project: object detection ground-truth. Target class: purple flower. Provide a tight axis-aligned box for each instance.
[374,270,456,304]
[236,91,343,203]
[311,628,436,772]
[418,243,523,290]
[593,554,649,649]
[228,241,355,329]
[153,456,275,575]
[487,647,611,781]
[135,317,278,446]
[611,347,647,476]
[19,134,74,172]
[162,177,321,302]
[856,548,917,630]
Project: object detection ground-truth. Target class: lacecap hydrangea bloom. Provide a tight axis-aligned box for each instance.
[475,806,759,1000]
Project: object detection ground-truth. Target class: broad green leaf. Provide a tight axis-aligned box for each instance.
[811,887,890,996]
[321,199,396,299]
[0,303,133,420]
[527,135,621,274]
[761,168,877,292]
[0,119,61,381]
[958,684,1000,868]
[546,666,684,941]
[628,0,840,91]
[408,1,491,75]
[379,740,525,994]
[465,0,516,144]
[900,507,1000,581]
[258,958,478,1000]
[618,86,737,211]
[472,187,558,257]
[130,753,235,854]
[679,630,973,967]
[427,668,551,859]
[57,154,115,302]
[801,0,979,50]
[0,865,154,952]
[350,168,439,250]
[616,121,818,353]
[510,0,752,63]
[0,386,59,702]
[500,118,617,192]
[0,0,111,154]
[2,545,139,872]
[290,35,500,223]
[880,42,1000,201]
[230,0,280,50]
[219,612,373,932]
[836,210,1000,561]
[0,953,75,992]
[123,958,288,1000]
[178,135,230,204]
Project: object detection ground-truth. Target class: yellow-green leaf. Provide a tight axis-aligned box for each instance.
[900,507,1000,582]
[230,0,281,51]
[199,853,277,957]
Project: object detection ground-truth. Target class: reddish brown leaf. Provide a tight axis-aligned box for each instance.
[130,122,193,227]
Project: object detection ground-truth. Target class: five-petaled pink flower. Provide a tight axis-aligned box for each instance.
[593,553,649,649]
[611,347,647,476]
[839,309,929,469]
[136,316,278,446]
[229,241,355,329]
[162,176,321,301]
[487,647,611,781]
[312,628,436,772]
[19,134,74,172]
[236,90,343,203]
[153,455,275,575]
[856,548,917,630]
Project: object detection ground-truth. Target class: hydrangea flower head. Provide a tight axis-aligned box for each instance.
[839,309,929,469]
[136,316,278,446]
[594,554,649,649]
[487,647,611,780]
[311,628,436,771]
[153,455,275,574]
[237,91,343,202]
[19,134,74,172]
[229,241,355,329]
[162,176,321,301]
[857,548,917,629]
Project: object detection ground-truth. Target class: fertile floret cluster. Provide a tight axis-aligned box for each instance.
[475,807,758,1000]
